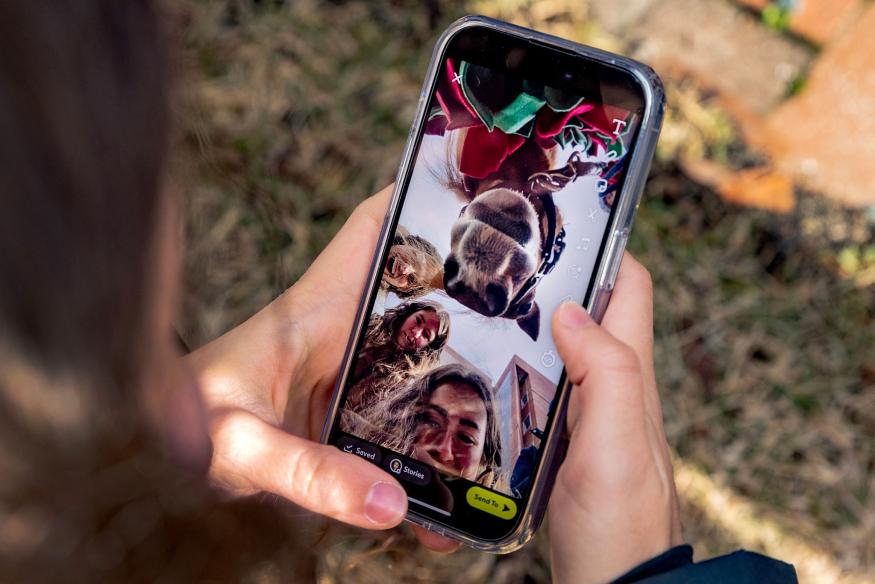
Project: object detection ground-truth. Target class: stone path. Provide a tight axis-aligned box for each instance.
[737,0,863,46]
[591,0,813,115]
[591,0,875,208]
[766,3,875,207]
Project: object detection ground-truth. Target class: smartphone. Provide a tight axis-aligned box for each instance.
[321,15,664,552]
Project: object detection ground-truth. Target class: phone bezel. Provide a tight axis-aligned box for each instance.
[320,15,665,553]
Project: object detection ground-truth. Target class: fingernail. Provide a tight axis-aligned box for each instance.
[558,302,592,328]
[364,481,406,525]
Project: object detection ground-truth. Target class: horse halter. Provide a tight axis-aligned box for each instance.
[505,153,607,314]
[506,193,566,314]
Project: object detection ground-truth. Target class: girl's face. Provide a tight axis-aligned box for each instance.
[412,381,487,480]
[384,243,439,294]
[395,309,441,351]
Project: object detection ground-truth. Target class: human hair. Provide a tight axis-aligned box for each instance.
[346,300,451,412]
[363,300,450,371]
[345,363,504,489]
[384,231,443,300]
[0,3,239,581]
[0,0,170,391]
[343,300,450,419]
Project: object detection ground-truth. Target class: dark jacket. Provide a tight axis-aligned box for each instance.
[614,545,797,583]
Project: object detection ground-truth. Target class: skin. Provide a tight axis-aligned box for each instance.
[548,257,683,583]
[150,184,680,562]
[175,185,414,532]
[411,381,487,480]
[394,309,441,351]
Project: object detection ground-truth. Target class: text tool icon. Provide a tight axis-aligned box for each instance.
[612,118,627,136]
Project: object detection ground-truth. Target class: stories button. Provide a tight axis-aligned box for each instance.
[336,436,381,465]
[383,455,430,487]
[465,486,517,520]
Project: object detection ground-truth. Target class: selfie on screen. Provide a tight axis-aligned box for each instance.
[338,58,640,498]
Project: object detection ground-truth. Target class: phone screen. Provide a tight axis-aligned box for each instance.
[329,27,647,541]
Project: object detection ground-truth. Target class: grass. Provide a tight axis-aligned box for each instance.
[176,1,875,581]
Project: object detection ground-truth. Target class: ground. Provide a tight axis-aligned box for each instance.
[175,1,875,582]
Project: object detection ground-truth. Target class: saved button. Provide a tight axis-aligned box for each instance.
[465,486,517,520]
[336,436,381,465]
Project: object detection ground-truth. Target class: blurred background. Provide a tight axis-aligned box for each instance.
[175,0,875,582]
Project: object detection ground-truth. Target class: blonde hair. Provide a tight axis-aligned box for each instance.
[383,231,444,300]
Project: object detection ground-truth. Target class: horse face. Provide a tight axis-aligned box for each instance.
[444,188,543,339]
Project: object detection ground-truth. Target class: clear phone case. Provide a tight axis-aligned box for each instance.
[321,15,665,553]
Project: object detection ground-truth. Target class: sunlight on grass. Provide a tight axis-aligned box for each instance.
[676,458,873,584]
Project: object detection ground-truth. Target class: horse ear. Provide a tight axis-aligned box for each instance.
[516,302,540,341]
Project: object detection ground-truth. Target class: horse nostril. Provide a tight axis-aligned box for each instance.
[447,280,466,297]
[485,283,508,316]
[443,257,459,286]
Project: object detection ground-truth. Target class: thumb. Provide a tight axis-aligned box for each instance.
[211,411,407,529]
[551,302,647,437]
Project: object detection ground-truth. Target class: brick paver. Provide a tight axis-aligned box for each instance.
[593,0,813,115]
[765,4,875,206]
[737,0,862,45]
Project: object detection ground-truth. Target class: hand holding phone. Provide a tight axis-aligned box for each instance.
[322,16,667,551]
[184,186,411,530]
[548,256,682,583]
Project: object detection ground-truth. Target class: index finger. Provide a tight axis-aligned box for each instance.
[409,524,460,553]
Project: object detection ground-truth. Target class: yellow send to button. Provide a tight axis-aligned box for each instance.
[465,486,517,520]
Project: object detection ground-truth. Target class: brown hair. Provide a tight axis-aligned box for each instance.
[344,363,505,489]
[364,300,450,362]
[346,300,451,412]
[0,0,170,390]
[0,2,195,580]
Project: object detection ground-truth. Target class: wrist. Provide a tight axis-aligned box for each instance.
[552,542,677,584]
[548,499,677,584]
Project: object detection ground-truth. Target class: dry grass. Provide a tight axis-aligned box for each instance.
[175,1,875,582]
